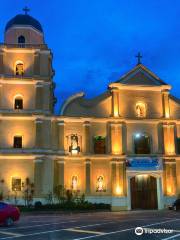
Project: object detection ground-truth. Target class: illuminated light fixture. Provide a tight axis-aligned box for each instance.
[167,185,173,196]
[116,185,122,195]
[114,109,119,117]
[135,133,141,138]
[137,174,148,179]
[165,111,170,119]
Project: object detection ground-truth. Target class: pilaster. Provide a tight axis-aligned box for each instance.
[85,159,91,194]
[83,121,91,154]
[35,119,43,148]
[58,121,65,151]
[34,159,44,197]
[35,82,43,110]
[162,90,170,118]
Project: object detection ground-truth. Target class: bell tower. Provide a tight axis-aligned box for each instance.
[0,8,56,114]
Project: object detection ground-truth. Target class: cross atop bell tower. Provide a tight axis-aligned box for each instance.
[135,52,142,65]
[23,6,30,15]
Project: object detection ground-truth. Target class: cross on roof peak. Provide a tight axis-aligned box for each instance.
[23,6,30,15]
[135,52,142,65]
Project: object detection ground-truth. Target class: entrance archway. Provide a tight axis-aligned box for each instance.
[130,175,158,209]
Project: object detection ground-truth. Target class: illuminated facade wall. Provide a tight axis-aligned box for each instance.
[0,12,179,211]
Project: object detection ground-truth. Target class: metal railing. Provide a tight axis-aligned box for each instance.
[0,43,48,49]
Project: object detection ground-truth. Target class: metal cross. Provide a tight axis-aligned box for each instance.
[23,6,30,15]
[135,52,142,65]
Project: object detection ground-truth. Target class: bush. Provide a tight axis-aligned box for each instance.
[19,201,110,212]
[34,201,42,210]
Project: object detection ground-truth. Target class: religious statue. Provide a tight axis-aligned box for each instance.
[69,134,80,154]
[136,105,142,117]
[72,176,78,190]
[136,103,146,117]
[16,63,24,76]
[96,176,105,192]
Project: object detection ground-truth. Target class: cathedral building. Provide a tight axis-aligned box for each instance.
[0,11,180,211]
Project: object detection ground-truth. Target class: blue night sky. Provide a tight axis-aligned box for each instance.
[1,0,180,113]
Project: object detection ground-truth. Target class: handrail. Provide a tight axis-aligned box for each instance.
[0,43,48,49]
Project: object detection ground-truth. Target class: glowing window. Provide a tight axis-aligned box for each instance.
[13,136,22,148]
[15,61,24,76]
[135,102,146,117]
[14,97,23,110]
[12,178,21,191]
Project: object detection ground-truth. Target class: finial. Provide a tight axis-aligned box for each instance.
[135,52,142,65]
[23,6,30,15]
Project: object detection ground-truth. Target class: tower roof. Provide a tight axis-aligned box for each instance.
[5,14,43,33]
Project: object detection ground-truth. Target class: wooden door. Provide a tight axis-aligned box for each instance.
[130,175,158,209]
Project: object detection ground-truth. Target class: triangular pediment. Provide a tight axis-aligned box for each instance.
[116,64,167,86]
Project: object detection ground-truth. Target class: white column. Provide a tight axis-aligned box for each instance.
[157,177,164,210]
[34,159,44,197]
[42,158,54,194]
[57,160,65,187]
[126,176,131,210]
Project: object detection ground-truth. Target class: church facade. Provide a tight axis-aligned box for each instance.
[0,12,180,211]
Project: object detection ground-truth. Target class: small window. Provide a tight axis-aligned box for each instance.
[12,178,21,191]
[94,136,106,154]
[177,138,180,154]
[14,98,23,110]
[13,136,22,148]
[15,62,24,76]
[134,133,151,154]
[18,35,25,44]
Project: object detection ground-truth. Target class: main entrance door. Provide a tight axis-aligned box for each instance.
[130,175,158,209]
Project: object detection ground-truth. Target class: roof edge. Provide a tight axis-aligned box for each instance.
[60,92,85,115]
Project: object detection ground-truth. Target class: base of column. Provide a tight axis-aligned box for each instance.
[111,196,128,211]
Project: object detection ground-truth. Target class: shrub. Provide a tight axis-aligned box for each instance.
[34,201,42,210]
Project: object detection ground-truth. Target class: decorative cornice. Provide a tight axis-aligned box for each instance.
[33,159,43,163]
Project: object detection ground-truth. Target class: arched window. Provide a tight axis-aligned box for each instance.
[94,136,106,154]
[15,61,24,76]
[14,96,23,110]
[135,102,146,118]
[18,35,25,44]
[134,133,151,154]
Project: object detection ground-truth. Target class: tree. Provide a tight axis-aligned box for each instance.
[54,185,66,203]
[22,178,34,207]
[0,179,5,201]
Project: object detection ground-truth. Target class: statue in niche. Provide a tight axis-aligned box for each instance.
[16,63,24,76]
[69,134,80,154]
[136,103,146,117]
[96,176,105,192]
[72,176,78,191]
